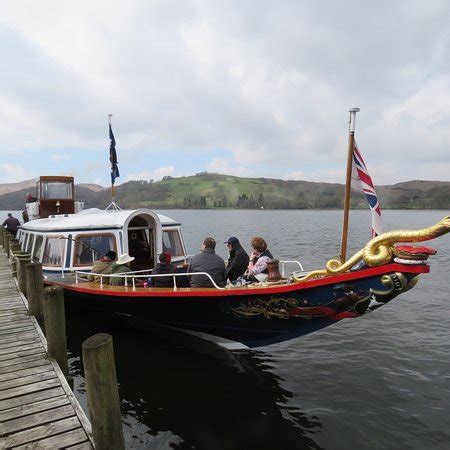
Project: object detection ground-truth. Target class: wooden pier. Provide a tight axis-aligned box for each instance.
[0,252,94,449]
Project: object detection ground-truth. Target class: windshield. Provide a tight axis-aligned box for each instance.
[162,230,184,257]
[42,182,73,199]
[73,234,117,266]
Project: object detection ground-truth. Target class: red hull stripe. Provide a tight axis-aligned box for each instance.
[46,263,429,299]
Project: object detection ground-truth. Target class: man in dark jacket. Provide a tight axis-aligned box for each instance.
[224,237,249,282]
[2,213,20,237]
[150,252,176,287]
[189,237,225,288]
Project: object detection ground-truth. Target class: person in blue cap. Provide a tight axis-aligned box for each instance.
[224,237,249,282]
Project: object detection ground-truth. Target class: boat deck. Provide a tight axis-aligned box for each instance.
[46,262,429,298]
[0,254,94,449]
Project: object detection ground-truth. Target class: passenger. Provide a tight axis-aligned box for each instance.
[88,250,117,283]
[224,237,249,282]
[26,193,37,203]
[149,252,175,288]
[109,253,135,286]
[2,213,21,238]
[188,237,226,288]
[247,237,274,282]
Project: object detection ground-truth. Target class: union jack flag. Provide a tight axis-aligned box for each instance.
[351,141,382,237]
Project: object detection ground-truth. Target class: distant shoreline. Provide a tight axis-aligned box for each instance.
[1,173,449,210]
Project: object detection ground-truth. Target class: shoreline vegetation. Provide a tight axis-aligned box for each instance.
[0,173,449,210]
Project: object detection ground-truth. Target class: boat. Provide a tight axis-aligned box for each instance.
[16,111,450,349]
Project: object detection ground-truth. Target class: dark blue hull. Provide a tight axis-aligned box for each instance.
[56,269,420,348]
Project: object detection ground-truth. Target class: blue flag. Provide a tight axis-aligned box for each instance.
[109,123,120,184]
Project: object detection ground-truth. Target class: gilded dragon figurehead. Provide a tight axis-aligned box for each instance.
[294,216,450,282]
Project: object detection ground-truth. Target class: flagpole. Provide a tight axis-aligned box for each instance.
[340,107,360,263]
[108,114,115,204]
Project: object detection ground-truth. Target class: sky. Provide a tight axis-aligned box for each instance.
[1,0,450,186]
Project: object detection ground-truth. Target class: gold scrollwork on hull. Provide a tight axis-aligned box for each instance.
[294,216,450,282]
[370,272,419,301]
[231,297,299,319]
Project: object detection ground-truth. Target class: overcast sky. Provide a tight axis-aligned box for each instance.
[1,0,450,186]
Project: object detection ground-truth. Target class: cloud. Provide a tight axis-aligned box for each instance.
[51,152,72,162]
[285,168,346,183]
[207,157,252,177]
[0,164,28,183]
[126,165,177,182]
[0,1,450,182]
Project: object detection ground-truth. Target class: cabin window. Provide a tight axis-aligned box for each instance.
[26,234,35,254]
[162,230,184,257]
[41,182,73,200]
[33,235,44,260]
[42,237,64,266]
[73,234,117,266]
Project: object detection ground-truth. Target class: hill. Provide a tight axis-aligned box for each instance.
[0,174,449,210]
[0,178,37,196]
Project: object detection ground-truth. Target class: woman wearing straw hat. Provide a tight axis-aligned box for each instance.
[109,253,135,286]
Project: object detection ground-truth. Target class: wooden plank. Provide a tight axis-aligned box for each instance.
[0,307,26,314]
[0,310,27,318]
[14,428,90,449]
[0,386,65,410]
[1,404,76,436]
[0,326,35,336]
[0,347,44,362]
[0,370,56,391]
[0,330,36,347]
[0,318,32,330]
[0,364,53,382]
[0,416,81,447]
[0,338,40,351]
[0,317,30,326]
[0,302,24,308]
[0,357,49,375]
[0,395,69,422]
[49,360,94,440]
[66,441,93,449]
[0,378,62,400]
[0,326,34,336]
[0,353,46,369]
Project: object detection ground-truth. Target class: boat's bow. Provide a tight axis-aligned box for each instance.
[293,216,450,282]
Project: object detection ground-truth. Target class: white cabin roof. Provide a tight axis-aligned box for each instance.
[20,208,179,232]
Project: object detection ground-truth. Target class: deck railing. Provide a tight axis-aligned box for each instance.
[74,270,227,291]
[279,260,304,278]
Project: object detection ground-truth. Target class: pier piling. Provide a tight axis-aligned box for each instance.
[16,254,32,297]
[42,286,69,378]
[4,232,11,256]
[82,333,125,450]
[26,262,44,325]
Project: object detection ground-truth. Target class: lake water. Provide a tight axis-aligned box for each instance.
[3,209,450,449]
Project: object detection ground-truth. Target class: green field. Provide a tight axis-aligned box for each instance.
[1,174,449,210]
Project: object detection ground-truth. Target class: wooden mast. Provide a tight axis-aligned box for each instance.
[340,107,360,263]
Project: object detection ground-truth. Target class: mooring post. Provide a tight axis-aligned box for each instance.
[43,286,69,378]
[26,262,44,326]
[16,255,32,297]
[4,233,11,256]
[82,333,125,450]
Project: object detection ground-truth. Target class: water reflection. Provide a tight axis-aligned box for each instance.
[66,306,322,449]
